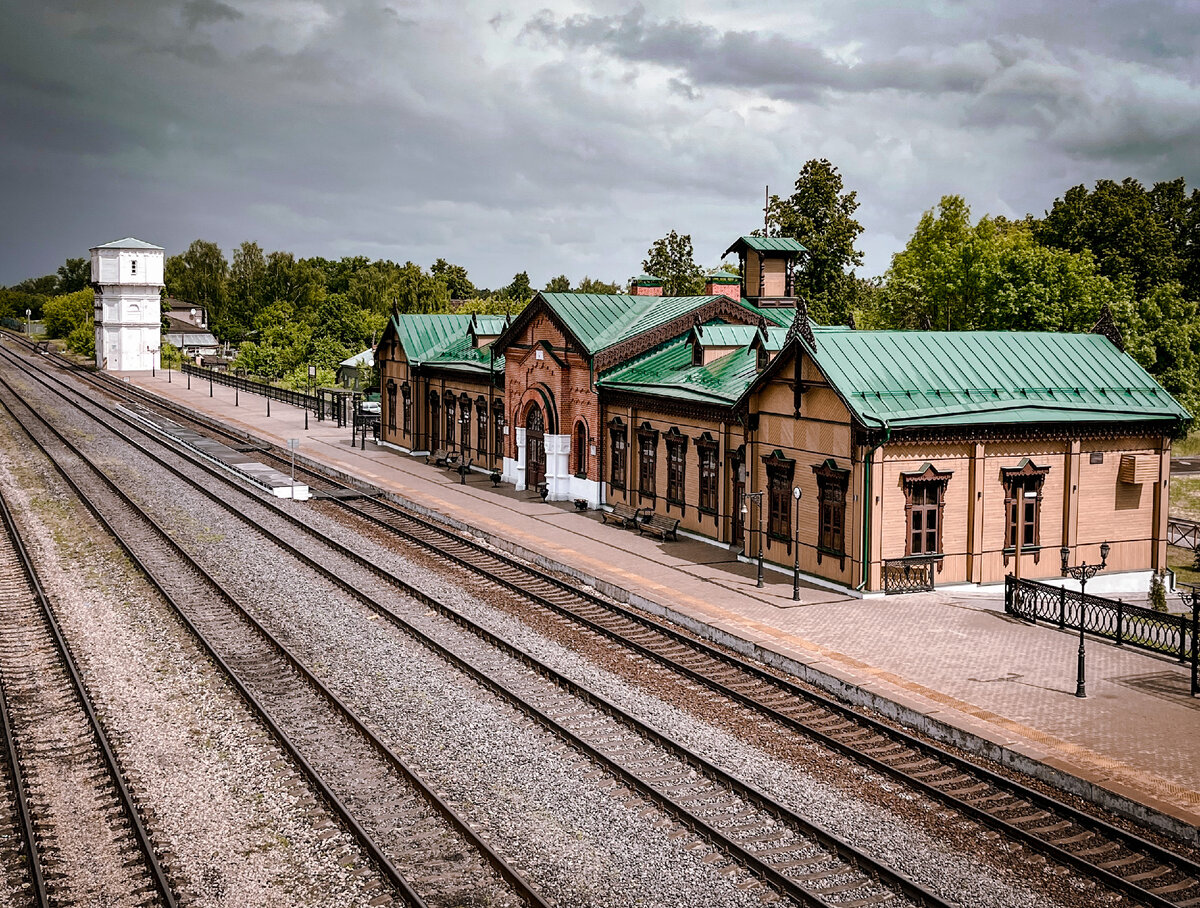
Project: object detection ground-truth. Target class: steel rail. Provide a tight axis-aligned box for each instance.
[0,481,176,907]
[7,335,1200,906]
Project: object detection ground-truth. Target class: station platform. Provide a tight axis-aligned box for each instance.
[115,369,1200,841]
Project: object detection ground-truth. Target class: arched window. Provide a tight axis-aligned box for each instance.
[573,420,588,476]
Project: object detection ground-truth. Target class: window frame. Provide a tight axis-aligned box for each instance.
[901,464,952,561]
[459,396,472,456]
[492,400,505,458]
[444,392,456,449]
[763,450,796,548]
[402,383,412,435]
[1002,460,1050,561]
[385,379,397,435]
[428,392,440,450]
[812,458,850,568]
[476,397,488,461]
[665,428,687,510]
[637,423,659,500]
[609,418,627,490]
[573,420,588,477]
[696,433,718,515]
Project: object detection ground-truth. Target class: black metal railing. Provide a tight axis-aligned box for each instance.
[182,364,325,418]
[882,556,936,594]
[1006,576,1199,695]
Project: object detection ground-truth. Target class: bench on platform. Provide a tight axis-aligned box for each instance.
[601,502,642,529]
[426,448,449,466]
[638,513,680,541]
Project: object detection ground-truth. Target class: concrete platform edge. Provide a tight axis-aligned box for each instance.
[155,397,1200,845]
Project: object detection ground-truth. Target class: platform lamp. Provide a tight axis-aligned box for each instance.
[792,486,802,601]
[742,490,765,588]
[25,309,31,337]
[1060,541,1109,699]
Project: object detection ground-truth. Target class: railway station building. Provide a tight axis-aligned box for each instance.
[375,236,1188,595]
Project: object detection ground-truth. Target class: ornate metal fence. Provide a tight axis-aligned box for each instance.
[1006,576,1199,695]
[882,556,936,594]
[182,364,325,418]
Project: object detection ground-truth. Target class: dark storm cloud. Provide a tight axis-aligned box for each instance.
[0,0,1197,289]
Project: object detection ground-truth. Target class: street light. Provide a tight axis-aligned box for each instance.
[742,491,764,588]
[792,486,802,601]
[25,309,31,337]
[1060,541,1110,699]
[147,345,158,378]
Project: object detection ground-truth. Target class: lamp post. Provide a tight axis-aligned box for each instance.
[148,345,158,378]
[742,491,764,588]
[25,309,31,337]
[792,486,802,601]
[1060,541,1110,699]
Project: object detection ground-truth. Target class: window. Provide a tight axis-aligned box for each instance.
[666,429,686,506]
[691,341,704,366]
[610,419,627,489]
[573,421,588,476]
[637,424,658,498]
[131,259,137,275]
[477,399,488,460]
[402,385,412,434]
[459,398,472,456]
[1002,460,1050,553]
[386,379,396,434]
[764,450,796,540]
[697,435,718,513]
[445,394,456,448]
[492,402,505,458]
[429,394,440,450]
[813,459,850,564]
[902,464,951,558]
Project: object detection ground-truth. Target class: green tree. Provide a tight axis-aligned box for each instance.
[1122,282,1200,414]
[544,274,572,293]
[431,258,476,299]
[228,241,267,315]
[41,288,94,339]
[577,276,622,294]
[56,257,90,294]
[392,262,450,314]
[502,271,533,303]
[642,230,704,296]
[165,240,229,326]
[765,158,864,322]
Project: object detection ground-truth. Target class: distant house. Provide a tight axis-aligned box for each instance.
[337,349,375,389]
[163,298,219,359]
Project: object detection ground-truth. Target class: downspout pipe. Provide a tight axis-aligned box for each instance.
[856,416,891,592]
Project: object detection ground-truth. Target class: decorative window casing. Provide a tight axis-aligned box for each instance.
[402,384,412,434]
[1002,459,1050,563]
[385,379,397,434]
[763,450,796,547]
[901,464,952,561]
[665,428,687,510]
[691,341,704,367]
[459,396,472,456]
[637,423,659,499]
[812,458,850,568]
[696,433,718,514]
[492,400,505,458]
[609,418,627,489]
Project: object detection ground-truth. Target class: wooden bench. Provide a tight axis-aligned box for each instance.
[638,513,680,541]
[601,502,642,529]
[426,448,448,466]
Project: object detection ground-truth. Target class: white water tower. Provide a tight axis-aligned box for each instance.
[90,237,165,371]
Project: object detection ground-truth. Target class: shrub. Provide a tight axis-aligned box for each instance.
[1149,571,1168,612]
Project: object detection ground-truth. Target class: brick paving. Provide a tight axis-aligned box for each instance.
[117,369,1200,833]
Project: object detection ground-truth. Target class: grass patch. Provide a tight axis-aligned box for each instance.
[1168,547,1200,589]
[1175,430,1200,458]
[1170,476,1200,522]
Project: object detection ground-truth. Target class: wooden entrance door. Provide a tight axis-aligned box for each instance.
[731,454,745,547]
[526,404,546,488]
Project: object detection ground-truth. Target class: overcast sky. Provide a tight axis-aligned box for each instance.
[2,0,1197,289]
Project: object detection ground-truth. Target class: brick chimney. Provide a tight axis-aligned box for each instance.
[705,270,741,302]
[630,274,663,297]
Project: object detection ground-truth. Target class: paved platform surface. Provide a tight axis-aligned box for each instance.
[118,369,1200,836]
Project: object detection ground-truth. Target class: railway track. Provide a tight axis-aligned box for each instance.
[0,484,175,908]
[0,343,949,905]
[6,336,1200,906]
[0,363,545,908]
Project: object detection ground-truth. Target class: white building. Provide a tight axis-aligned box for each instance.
[90,237,165,371]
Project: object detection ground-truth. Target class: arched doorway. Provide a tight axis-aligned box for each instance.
[526,404,546,488]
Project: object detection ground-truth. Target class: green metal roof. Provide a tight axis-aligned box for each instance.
[631,274,663,285]
[697,324,758,347]
[739,301,796,328]
[389,313,474,364]
[803,329,1189,429]
[470,315,508,335]
[598,337,760,405]
[538,292,728,354]
[724,236,807,256]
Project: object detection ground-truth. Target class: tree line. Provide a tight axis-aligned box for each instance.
[4,164,1196,411]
